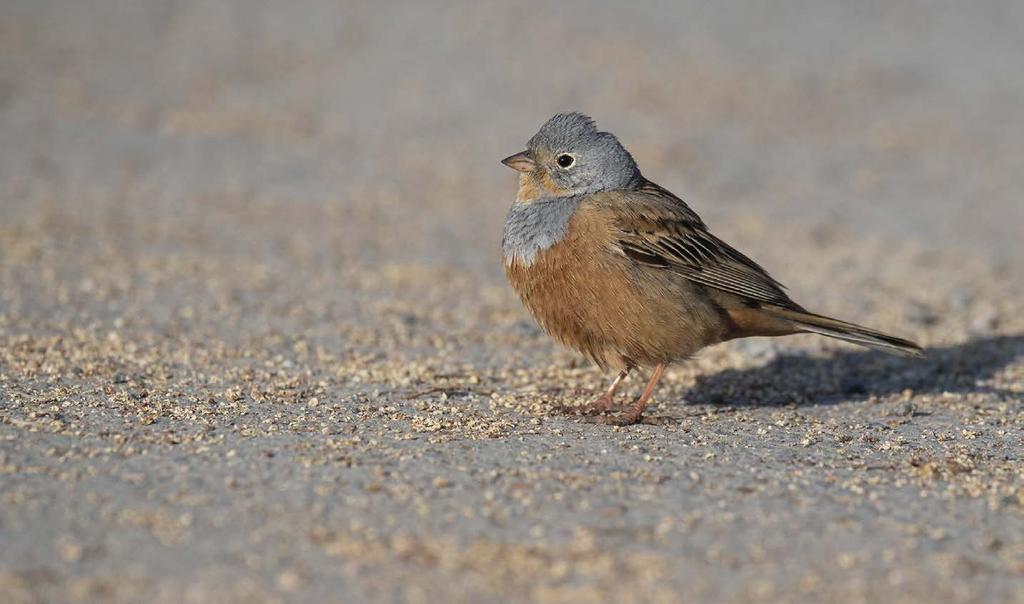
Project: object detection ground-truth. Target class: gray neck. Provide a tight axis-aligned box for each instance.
[502,196,582,267]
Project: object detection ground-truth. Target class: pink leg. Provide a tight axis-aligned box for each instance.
[593,363,666,425]
[584,368,630,414]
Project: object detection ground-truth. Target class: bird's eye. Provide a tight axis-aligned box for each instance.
[556,154,575,168]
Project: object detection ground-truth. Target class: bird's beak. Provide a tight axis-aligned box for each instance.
[501,151,536,173]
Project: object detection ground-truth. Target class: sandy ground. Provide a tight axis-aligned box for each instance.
[1,1,1023,602]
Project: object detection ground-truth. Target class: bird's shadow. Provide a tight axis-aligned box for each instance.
[679,334,1023,409]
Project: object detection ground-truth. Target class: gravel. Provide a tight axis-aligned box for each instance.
[1,2,1023,602]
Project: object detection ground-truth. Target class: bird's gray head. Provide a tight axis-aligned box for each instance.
[501,113,641,200]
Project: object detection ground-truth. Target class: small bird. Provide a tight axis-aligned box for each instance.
[501,113,922,425]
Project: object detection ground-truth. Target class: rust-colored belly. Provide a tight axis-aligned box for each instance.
[504,209,725,370]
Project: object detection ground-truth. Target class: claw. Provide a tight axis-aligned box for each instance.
[578,368,630,415]
[579,363,665,427]
[581,409,644,426]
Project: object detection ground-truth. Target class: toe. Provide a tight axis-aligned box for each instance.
[580,411,643,426]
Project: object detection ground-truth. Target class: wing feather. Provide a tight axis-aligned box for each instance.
[601,180,798,309]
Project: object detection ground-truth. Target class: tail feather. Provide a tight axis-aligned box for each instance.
[768,307,924,358]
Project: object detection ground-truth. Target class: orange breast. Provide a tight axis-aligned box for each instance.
[504,201,727,370]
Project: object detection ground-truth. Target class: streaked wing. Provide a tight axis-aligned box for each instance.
[608,180,798,308]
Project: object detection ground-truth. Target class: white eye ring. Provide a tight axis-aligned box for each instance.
[556,153,576,169]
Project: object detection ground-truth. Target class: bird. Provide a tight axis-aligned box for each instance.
[501,112,922,425]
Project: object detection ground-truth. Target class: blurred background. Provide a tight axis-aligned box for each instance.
[4,1,1024,274]
[2,2,1023,603]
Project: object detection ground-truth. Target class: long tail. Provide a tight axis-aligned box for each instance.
[767,307,924,358]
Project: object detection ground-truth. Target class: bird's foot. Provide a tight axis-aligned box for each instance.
[580,363,664,426]
[581,403,645,425]
[583,410,644,426]
[580,392,618,415]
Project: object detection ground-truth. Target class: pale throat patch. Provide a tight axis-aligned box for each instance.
[502,196,582,267]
